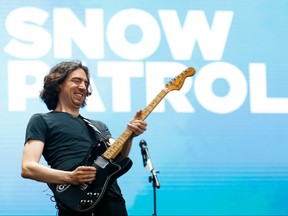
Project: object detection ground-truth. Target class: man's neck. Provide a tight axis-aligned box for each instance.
[54,104,80,118]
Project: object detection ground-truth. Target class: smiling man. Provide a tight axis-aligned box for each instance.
[21,61,147,216]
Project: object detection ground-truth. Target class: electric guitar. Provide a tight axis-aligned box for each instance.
[49,67,196,212]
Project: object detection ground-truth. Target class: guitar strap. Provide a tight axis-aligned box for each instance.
[81,116,122,162]
[81,116,110,149]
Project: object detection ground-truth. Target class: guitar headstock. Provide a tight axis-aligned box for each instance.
[165,67,196,91]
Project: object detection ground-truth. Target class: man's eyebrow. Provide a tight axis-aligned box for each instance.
[70,77,89,86]
[71,77,88,82]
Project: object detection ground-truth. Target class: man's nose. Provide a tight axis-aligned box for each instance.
[79,81,87,90]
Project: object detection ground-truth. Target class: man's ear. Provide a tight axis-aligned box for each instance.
[57,83,62,92]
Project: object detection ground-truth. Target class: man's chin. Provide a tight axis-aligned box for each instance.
[72,100,84,108]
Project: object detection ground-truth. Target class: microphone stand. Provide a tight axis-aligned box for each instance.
[149,169,160,216]
[140,140,160,216]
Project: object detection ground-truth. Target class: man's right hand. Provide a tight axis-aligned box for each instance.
[70,166,96,185]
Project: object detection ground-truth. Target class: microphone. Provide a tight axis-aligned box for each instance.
[139,139,160,189]
[139,139,147,167]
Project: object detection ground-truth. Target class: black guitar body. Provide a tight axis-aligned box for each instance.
[49,156,132,212]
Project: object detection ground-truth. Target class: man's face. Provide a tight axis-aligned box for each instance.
[58,68,89,109]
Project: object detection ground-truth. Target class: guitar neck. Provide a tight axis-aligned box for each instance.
[102,88,169,160]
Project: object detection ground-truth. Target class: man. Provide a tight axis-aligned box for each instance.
[21,61,147,216]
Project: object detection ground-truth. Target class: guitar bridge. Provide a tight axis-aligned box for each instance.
[94,156,109,169]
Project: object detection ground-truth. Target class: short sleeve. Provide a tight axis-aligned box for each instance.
[24,113,47,144]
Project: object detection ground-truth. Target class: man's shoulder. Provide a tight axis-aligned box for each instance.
[30,112,61,123]
[31,112,54,118]
[81,116,108,130]
[87,118,106,128]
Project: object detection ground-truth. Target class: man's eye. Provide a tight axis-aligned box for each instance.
[71,79,81,84]
[71,78,88,88]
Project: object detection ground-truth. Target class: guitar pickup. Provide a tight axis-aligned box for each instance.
[95,156,109,169]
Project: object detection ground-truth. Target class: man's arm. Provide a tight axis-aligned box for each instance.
[113,110,147,161]
[21,140,96,185]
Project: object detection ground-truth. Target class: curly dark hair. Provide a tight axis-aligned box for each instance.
[40,61,92,110]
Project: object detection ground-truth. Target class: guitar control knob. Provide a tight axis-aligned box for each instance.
[80,200,87,205]
[94,192,99,197]
[87,200,93,205]
[87,192,93,197]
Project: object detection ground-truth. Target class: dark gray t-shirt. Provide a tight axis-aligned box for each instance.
[25,111,122,197]
[25,111,111,170]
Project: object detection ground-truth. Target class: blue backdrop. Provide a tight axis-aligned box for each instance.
[0,1,288,215]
